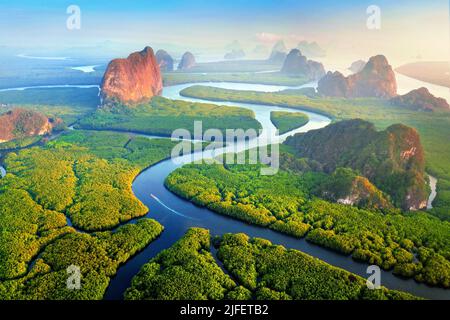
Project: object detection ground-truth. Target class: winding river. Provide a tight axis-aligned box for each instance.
[104,82,448,300]
[0,81,448,300]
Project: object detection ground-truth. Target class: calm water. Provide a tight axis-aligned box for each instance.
[70,65,101,73]
[104,82,449,300]
[0,79,448,300]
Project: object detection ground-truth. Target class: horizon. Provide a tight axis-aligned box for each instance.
[0,0,449,66]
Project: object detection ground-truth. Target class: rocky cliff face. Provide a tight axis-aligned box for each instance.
[285,119,428,211]
[281,49,326,80]
[318,55,397,98]
[0,108,55,143]
[101,46,163,105]
[318,168,393,210]
[391,87,449,112]
[178,52,196,70]
[156,49,174,72]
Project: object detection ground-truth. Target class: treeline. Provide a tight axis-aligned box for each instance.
[76,96,262,137]
[125,228,246,300]
[3,130,176,231]
[126,228,418,300]
[180,85,450,221]
[165,162,450,288]
[0,130,175,298]
[270,111,309,134]
[163,72,309,87]
[0,219,163,300]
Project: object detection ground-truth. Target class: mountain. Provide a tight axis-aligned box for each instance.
[101,46,163,106]
[318,55,397,98]
[0,108,58,143]
[156,49,174,72]
[348,60,366,74]
[284,119,428,211]
[224,49,246,60]
[178,52,196,70]
[296,41,326,58]
[318,168,393,210]
[268,40,287,63]
[225,40,242,52]
[281,49,326,80]
[391,87,449,112]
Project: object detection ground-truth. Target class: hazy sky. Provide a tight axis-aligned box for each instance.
[0,0,448,64]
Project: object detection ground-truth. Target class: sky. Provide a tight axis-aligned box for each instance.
[0,0,448,65]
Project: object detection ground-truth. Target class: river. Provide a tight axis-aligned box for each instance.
[0,81,448,300]
[102,82,448,300]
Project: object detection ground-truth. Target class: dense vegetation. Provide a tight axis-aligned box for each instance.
[76,96,262,137]
[125,228,418,300]
[0,219,163,300]
[124,228,244,300]
[180,85,450,220]
[163,72,310,87]
[270,111,309,134]
[0,87,100,125]
[285,119,428,211]
[0,136,42,151]
[2,130,177,231]
[0,130,180,298]
[165,161,450,288]
[317,167,393,210]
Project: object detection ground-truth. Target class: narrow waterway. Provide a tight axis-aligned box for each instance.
[428,175,438,209]
[103,82,449,300]
[0,81,448,300]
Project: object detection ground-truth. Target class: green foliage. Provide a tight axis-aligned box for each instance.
[285,120,428,211]
[166,162,450,288]
[0,87,100,124]
[163,72,309,87]
[76,96,262,137]
[0,136,42,150]
[166,163,314,227]
[2,131,176,231]
[317,167,393,210]
[124,228,237,300]
[216,233,418,300]
[126,228,416,300]
[270,111,309,134]
[0,219,163,300]
[0,130,174,299]
[180,85,450,220]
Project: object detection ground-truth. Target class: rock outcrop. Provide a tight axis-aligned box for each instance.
[390,87,449,112]
[348,60,366,74]
[0,108,57,143]
[281,49,326,80]
[318,55,397,98]
[156,49,174,72]
[268,40,287,63]
[178,52,196,70]
[285,119,428,211]
[101,46,163,105]
[224,49,246,60]
[296,41,326,58]
[318,168,393,210]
